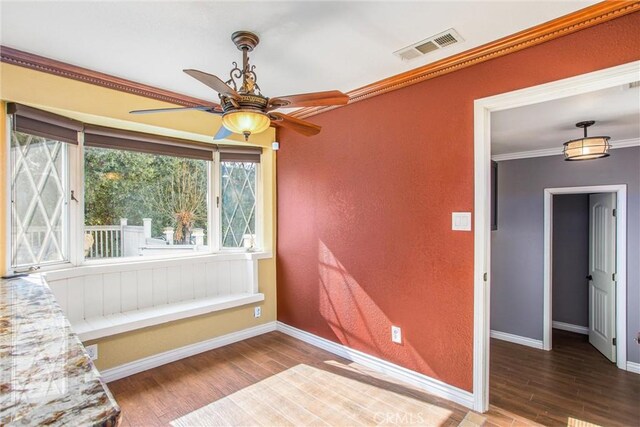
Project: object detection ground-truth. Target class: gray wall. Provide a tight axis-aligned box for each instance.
[552,194,589,328]
[491,146,639,364]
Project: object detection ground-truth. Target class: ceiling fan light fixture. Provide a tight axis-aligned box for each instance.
[130,30,348,140]
[221,110,271,141]
[562,121,610,161]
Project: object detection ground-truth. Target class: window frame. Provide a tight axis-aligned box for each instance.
[7,117,74,271]
[5,115,264,274]
[80,141,215,265]
[219,156,262,251]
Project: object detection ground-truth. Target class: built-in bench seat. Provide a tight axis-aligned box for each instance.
[45,251,270,341]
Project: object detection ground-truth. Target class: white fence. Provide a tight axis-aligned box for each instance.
[85,225,123,258]
[85,218,158,259]
[23,218,209,260]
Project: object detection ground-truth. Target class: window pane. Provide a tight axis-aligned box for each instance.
[221,161,256,248]
[11,131,68,268]
[84,147,208,259]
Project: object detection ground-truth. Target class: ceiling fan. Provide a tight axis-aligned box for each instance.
[130,31,349,141]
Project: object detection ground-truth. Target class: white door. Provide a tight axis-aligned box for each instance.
[588,192,616,362]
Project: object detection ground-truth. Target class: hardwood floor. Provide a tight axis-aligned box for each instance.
[108,330,639,426]
[109,332,479,426]
[489,329,640,427]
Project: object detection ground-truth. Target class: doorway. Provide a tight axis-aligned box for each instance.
[472,60,639,413]
[545,187,626,362]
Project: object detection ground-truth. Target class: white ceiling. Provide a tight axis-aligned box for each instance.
[1,1,598,104]
[491,84,640,156]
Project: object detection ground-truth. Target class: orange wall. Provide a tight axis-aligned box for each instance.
[276,12,640,392]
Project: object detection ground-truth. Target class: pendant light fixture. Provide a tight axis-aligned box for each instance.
[563,121,610,161]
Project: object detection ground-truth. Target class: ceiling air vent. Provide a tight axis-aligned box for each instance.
[394,29,464,61]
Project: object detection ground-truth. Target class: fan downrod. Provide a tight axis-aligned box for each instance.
[231,31,260,52]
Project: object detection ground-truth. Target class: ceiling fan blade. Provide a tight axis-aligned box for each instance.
[268,90,349,110]
[213,125,233,140]
[270,112,321,137]
[184,69,239,99]
[129,106,221,115]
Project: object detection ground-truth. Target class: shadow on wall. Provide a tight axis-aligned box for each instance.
[317,240,435,378]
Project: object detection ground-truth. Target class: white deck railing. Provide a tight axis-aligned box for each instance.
[85,225,122,258]
[26,218,209,260]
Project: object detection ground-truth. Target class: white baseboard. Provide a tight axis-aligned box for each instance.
[276,321,474,409]
[490,330,544,349]
[100,321,277,383]
[552,321,589,335]
[627,361,640,374]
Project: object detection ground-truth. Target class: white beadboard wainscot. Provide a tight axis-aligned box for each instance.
[45,252,270,341]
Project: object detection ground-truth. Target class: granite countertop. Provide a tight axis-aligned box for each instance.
[0,275,120,426]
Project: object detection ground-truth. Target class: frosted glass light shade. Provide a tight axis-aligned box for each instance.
[221,111,271,138]
[563,137,610,161]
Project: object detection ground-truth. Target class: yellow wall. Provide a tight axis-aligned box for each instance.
[0,63,277,370]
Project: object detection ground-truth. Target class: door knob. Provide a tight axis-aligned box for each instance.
[586,275,593,280]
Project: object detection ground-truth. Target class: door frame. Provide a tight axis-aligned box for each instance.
[472,60,639,413]
[543,186,626,365]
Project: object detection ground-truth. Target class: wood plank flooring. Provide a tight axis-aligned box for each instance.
[489,329,639,427]
[108,330,639,426]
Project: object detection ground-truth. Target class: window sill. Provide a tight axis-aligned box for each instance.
[74,292,265,341]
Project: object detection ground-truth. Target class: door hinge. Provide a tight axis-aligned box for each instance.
[612,208,616,217]
[612,273,617,281]
[483,272,488,282]
[216,196,220,208]
[613,337,616,346]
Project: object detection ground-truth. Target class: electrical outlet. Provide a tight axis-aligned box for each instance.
[391,326,402,344]
[254,306,262,318]
[85,344,98,361]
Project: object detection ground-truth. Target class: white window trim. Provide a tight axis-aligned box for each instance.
[70,133,83,266]
[4,116,9,273]
[255,153,264,250]
[212,150,221,252]
[5,121,266,274]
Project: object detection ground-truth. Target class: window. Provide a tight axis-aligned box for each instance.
[10,130,69,268]
[8,103,82,270]
[221,161,257,248]
[6,103,264,273]
[84,147,209,259]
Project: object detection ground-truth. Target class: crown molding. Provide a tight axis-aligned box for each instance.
[291,1,640,119]
[1,3,637,117]
[491,137,640,161]
[0,45,218,109]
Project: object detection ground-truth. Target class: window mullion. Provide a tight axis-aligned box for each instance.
[70,132,84,266]
[255,161,263,250]
[212,151,221,252]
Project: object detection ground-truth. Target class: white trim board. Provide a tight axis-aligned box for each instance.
[491,137,639,161]
[99,321,276,383]
[627,362,640,375]
[276,322,474,410]
[489,330,543,349]
[473,60,640,413]
[552,321,589,335]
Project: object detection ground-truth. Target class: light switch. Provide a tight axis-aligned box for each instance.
[452,212,472,231]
